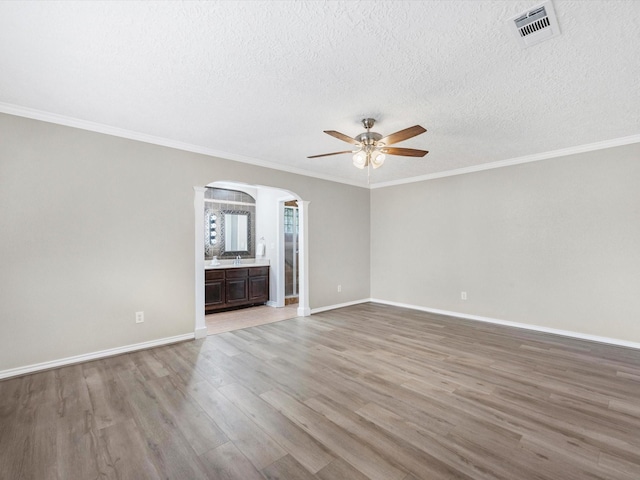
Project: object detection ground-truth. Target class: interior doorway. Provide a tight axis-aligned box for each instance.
[193,182,309,338]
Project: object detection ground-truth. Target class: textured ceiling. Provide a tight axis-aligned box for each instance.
[1,1,639,187]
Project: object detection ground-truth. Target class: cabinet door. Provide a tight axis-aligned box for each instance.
[249,275,268,302]
[205,279,225,310]
[226,278,248,304]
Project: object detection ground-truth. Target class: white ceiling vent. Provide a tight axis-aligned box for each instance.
[509,1,560,48]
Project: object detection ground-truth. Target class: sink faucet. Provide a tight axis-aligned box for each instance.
[235,255,241,265]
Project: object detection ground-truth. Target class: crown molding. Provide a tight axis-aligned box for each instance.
[2,102,638,191]
[0,102,367,189]
[370,133,640,189]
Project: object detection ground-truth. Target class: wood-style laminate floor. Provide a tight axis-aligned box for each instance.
[2,303,640,479]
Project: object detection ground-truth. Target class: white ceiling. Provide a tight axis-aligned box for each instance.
[1,1,639,187]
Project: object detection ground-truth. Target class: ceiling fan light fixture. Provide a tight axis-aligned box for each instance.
[352,152,367,169]
[371,151,385,169]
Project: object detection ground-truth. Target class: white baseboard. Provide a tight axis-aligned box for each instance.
[0,333,195,380]
[194,327,208,340]
[266,301,278,308]
[310,298,370,315]
[6,301,636,380]
[370,298,640,350]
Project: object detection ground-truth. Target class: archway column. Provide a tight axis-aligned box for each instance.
[193,186,207,339]
[297,200,311,316]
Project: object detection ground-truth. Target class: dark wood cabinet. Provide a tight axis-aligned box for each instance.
[225,267,249,306]
[204,269,225,310]
[249,276,268,301]
[205,266,269,313]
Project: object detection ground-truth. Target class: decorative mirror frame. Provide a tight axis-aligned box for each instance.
[219,210,253,257]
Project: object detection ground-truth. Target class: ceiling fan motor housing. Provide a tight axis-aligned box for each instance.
[355,132,383,146]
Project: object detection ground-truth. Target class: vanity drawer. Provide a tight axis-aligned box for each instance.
[205,270,224,281]
[249,266,269,277]
[225,268,249,278]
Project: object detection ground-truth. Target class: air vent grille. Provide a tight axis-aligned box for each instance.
[518,15,550,37]
[509,1,560,48]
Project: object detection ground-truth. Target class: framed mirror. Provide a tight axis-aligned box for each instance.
[220,210,252,257]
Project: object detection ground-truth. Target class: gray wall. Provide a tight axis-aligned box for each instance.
[2,109,637,372]
[371,143,640,343]
[0,113,371,370]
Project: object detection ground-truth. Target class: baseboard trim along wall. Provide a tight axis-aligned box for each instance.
[370,298,640,351]
[194,327,208,340]
[5,299,636,380]
[310,298,370,315]
[0,333,195,380]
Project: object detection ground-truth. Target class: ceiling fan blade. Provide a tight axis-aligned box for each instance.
[381,147,429,157]
[324,130,360,145]
[379,125,427,146]
[307,150,354,159]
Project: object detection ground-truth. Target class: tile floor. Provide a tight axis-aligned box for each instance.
[205,304,299,335]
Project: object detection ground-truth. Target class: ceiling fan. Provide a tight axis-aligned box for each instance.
[308,118,428,169]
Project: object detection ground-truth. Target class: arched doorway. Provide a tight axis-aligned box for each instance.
[193,182,309,338]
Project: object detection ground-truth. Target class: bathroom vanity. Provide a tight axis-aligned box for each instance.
[205,265,269,313]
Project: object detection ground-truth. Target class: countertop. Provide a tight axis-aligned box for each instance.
[205,261,270,270]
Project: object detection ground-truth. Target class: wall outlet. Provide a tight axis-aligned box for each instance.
[135,311,144,323]
[461,291,467,300]
[337,284,342,293]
